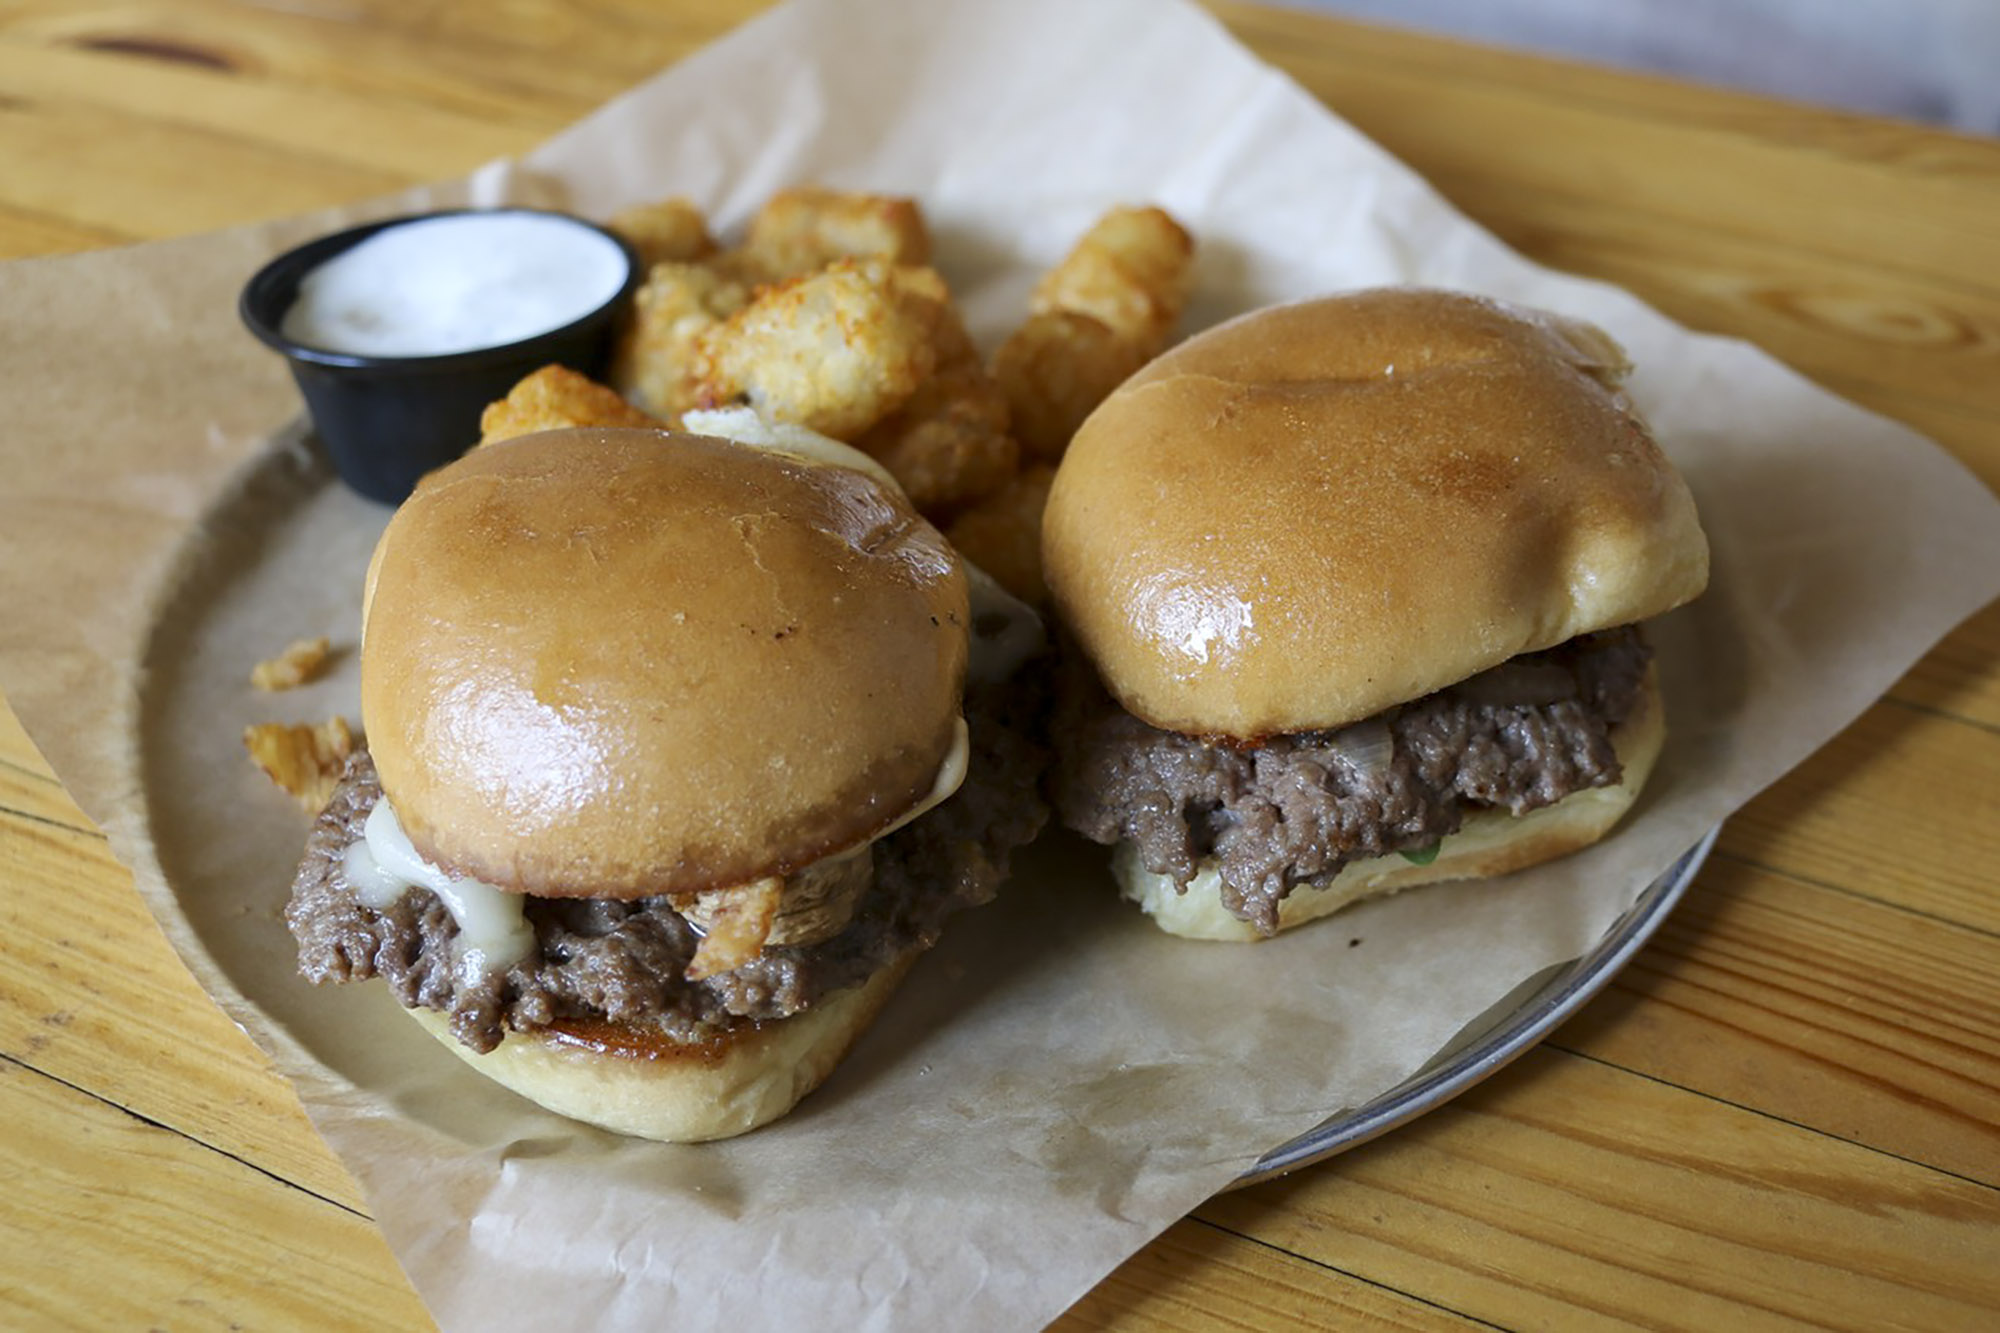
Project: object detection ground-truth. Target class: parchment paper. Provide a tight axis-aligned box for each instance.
[3,0,1999,1328]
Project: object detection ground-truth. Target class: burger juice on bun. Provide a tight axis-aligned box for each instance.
[286,426,1046,1140]
[1043,288,1708,941]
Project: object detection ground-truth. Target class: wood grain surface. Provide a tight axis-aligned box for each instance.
[2,2,1996,1329]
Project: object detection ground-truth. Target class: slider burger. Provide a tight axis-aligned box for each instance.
[1042,288,1709,941]
[285,425,1046,1139]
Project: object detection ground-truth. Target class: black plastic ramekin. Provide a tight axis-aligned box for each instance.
[239,208,642,504]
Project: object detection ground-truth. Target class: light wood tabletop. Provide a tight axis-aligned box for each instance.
[3,1,1997,1328]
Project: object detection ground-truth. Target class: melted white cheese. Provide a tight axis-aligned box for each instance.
[680,406,901,492]
[882,715,969,838]
[346,801,536,985]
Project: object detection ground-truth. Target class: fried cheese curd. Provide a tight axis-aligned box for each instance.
[603,189,1012,516]
[479,364,664,446]
[609,262,752,419]
[605,196,716,269]
[855,310,1018,515]
[994,205,1195,461]
[690,258,954,441]
[610,185,931,418]
[727,184,932,284]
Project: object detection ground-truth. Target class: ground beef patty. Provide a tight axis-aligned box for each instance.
[286,678,1048,1054]
[1053,628,1653,935]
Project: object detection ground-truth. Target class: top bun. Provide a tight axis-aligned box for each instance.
[362,427,970,897]
[1042,288,1709,739]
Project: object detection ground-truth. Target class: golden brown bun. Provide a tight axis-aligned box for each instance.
[1118,669,1666,940]
[1043,288,1709,738]
[362,427,969,897]
[405,955,915,1142]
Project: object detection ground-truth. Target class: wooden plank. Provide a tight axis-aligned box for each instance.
[0,694,58,773]
[1888,600,2000,731]
[0,0,735,125]
[1200,1046,2000,1331]
[0,202,130,259]
[1816,372,2000,494]
[0,6,1992,1330]
[1720,701,2000,934]
[0,699,99,836]
[0,41,535,180]
[0,1057,431,1332]
[1212,2,2000,285]
[1400,176,2000,440]
[1559,855,2000,1184]
[0,807,370,1212]
[1055,1219,1483,1331]
[0,93,410,242]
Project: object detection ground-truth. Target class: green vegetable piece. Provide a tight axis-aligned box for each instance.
[1400,841,1442,866]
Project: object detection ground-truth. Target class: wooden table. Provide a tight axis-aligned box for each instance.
[3,2,1996,1328]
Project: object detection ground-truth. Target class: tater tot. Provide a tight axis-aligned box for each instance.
[992,205,1196,461]
[732,186,932,285]
[690,260,948,440]
[944,465,1056,606]
[1031,204,1194,346]
[609,262,750,419]
[606,197,716,269]
[992,310,1152,462]
[479,365,664,446]
[857,355,1019,517]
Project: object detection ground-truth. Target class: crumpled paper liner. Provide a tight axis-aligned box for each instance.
[2,0,1998,1328]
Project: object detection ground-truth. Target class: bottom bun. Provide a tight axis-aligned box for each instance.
[1117,670,1667,942]
[405,953,916,1141]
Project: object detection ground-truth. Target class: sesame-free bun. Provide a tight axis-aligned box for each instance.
[362,427,969,897]
[1043,288,1709,739]
[1119,668,1666,940]
[405,954,915,1142]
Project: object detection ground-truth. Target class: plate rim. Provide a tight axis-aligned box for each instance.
[1232,827,1717,1187]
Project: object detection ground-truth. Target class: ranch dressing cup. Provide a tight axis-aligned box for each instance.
[241,209,642,503]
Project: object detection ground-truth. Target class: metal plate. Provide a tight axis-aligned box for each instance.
[1235,829,1717,1186]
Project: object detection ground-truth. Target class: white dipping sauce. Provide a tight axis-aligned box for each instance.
[280,212,629,358]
